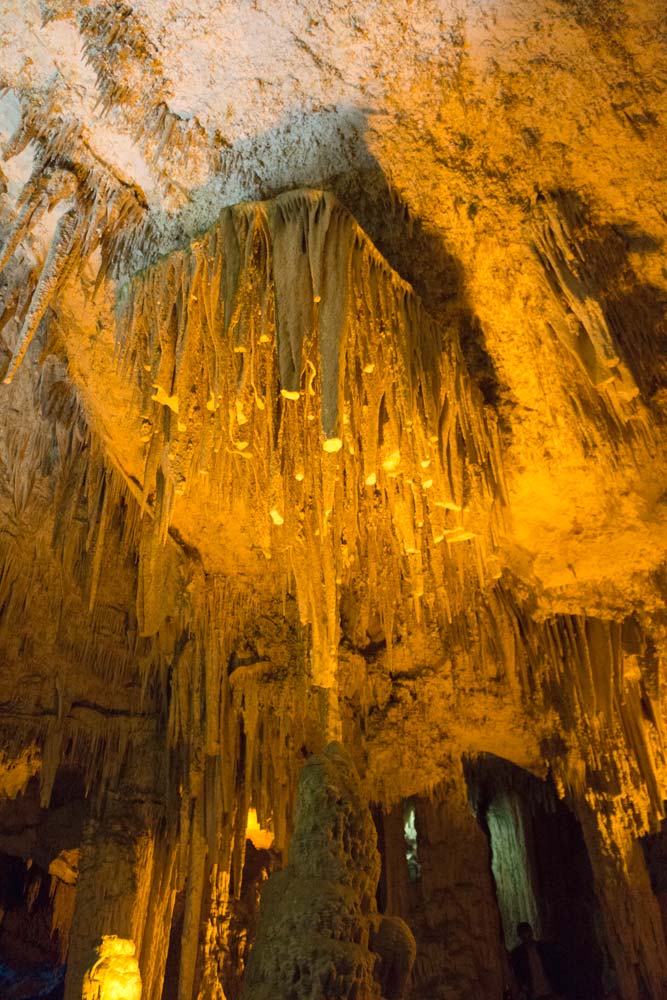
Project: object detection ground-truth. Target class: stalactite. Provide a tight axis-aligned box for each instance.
[532,189,652,432]
[0,88,151,307]
[49,864,78,964]
[340,569,667,863]
[475,590,667,852]
[3,207,80,384]
[115,189,506,746]
[0,173,54,276]
[72,1,216,195]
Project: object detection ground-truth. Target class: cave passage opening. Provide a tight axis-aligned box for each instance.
[402,797,421,884]
[465,753,607,1000]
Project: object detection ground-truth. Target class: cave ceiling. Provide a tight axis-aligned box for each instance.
[0,0,667,856]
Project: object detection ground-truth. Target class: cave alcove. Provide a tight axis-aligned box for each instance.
[465,752,607,1000]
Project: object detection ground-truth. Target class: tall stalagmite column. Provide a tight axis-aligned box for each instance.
[242,742,385,1000]
[484,789,540,946]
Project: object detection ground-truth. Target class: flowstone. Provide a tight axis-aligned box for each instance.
[242,743,406,1000]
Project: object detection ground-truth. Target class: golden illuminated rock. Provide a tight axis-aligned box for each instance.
[0,1,666,998]
[82,937,142,1000]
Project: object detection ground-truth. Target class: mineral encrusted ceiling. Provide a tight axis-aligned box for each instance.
[3,0,667,609]
[1,1,667,999]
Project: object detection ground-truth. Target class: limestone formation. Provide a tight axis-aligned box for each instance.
[369,915,416,1000]
[0,2,666,999]
[242,743,383,1000]
[81,936,142,1000]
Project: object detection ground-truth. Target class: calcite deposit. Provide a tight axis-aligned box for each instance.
[242,743,385,1000]
[0,1,666,998]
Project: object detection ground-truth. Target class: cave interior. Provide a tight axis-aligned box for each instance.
[1,1,667,999]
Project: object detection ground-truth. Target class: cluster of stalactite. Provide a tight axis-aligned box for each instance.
[442,583,666,849]
[0,88,155,389]
[532,187,661,436]
[36,0,218,204]
[75,1,216,185]
[0,332,313,999]
[115,188,506,732]
[1,178,667,997]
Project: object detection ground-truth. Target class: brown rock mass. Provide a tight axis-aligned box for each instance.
[0,1,667,997]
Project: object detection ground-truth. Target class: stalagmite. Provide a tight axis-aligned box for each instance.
[1,3,667,998]
[241,742,390,1000]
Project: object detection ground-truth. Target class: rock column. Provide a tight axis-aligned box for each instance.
[241,742,385,1000]
[575,801,667,1000]
[64,733,173,1000]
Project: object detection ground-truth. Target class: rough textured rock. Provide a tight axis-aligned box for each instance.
[242,743,383,1000]
[369,915,416,1000]
[0,1,666,998]
[379,765,506,1000]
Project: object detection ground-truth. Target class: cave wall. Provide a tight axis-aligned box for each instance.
[0,1,666,998]
[377,766,506,1000]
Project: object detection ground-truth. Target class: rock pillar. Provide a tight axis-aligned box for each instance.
[64,734,173,1000]
[241,742,386,1000]
[575,801,667,1000]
